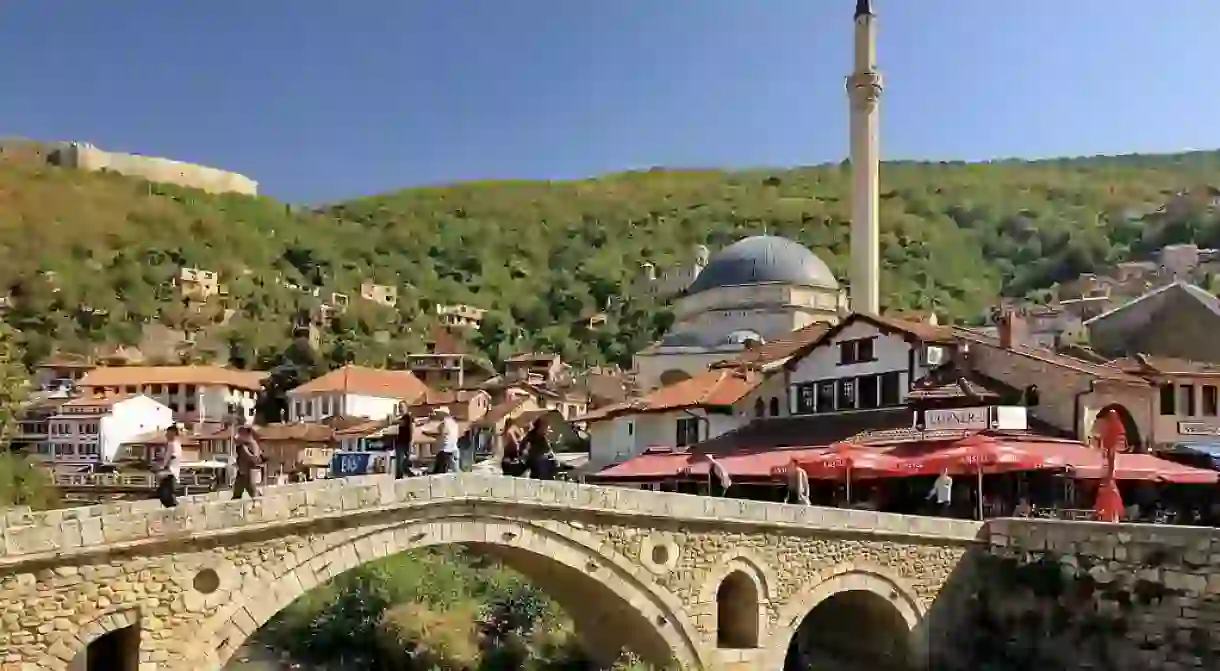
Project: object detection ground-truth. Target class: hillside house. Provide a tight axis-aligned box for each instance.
[287,364,430,422]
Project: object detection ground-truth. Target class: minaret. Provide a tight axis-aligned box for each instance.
[847,0,883,314]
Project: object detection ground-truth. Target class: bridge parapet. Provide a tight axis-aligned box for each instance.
[0,474,983,563]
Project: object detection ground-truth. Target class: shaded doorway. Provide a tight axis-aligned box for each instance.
[75,624,139,671]
[784,589,913,671]
[716,570,761,649]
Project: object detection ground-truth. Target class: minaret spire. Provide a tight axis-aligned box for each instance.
[847,0,883,314]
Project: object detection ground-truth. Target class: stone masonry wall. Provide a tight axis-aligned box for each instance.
[956,518,1220,671]
[0,474,983,671]
[55,142,258,196]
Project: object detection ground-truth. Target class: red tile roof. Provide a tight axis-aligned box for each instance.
[79,366,267,391]
[958,332,1146,384]
[580,368,764,422]
[1106,354,1220,377]
[289,364,430,401]
[712,322,831,369]
[783,313,957,369]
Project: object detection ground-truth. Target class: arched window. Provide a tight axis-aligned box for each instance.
[717,571,761,648]
[754,399,765,418]
[769,397,781,417]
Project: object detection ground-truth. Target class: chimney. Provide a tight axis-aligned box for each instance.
[998,310,1027,350]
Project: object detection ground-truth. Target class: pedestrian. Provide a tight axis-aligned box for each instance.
[153,424,183,508]
[785,459,810,505]
[500,425,528,477]
[927,468,953,516]
[233,424,263,499]
[431,407,460,474]
[394,412,414,479]
[524,418,557,480]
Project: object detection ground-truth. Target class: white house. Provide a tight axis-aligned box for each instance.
[287,364,431,422]
[582,368,765,469]
[77,365,266,426]
[785,313,955,417]
[47,394,175,468]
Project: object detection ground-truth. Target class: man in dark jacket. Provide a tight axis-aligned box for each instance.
[394,413,414,479]
[233,425,262,499]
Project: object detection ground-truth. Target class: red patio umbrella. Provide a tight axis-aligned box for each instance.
[911,435,1054,520]
[781,443,905,500]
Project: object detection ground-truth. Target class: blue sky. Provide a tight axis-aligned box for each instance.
[2,0,1218,203]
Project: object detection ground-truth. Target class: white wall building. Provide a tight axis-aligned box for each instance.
[786,313,953,417]
[47,394,175,468]
[77,366,265,426]
[583,368,765,469]
[287,364,430,422]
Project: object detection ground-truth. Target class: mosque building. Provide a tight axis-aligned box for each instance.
[631,0,884,391]
[632,236,848,390]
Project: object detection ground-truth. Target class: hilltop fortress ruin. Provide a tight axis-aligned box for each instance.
[0,137,258,196]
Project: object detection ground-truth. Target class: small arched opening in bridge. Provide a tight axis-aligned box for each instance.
[774,569,923,671]
[1090,403,1141,452]
[67,611,140,671]
[200,517,704,671]
[659,369,693,387]
[716,570,761,648]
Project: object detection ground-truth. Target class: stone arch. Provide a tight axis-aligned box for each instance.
[660,369,693,386]
[695,550,777,650]
[764,564,925,670]
[1091,403,1141,451]
[61,608,141,670]
[189,516,709,671]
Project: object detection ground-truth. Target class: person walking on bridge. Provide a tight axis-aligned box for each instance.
[394,412,415,479]
[431,407,460,474]
[233,424,263,499]
[153,424,183,508]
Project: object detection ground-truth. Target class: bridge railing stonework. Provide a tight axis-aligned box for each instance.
[1,475,987,671]
[0,474,983,563]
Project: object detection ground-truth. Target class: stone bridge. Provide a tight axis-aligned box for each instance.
[0,474,985,671]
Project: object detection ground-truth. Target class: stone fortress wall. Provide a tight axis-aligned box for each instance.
[47,141,258,197]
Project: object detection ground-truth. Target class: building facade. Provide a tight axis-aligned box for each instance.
[47,394,175,468]
[76,366,264,427]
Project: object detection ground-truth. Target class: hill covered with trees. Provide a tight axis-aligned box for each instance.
[3,147,1220,374]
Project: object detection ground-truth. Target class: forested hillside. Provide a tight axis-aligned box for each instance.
[3,148,1220,373]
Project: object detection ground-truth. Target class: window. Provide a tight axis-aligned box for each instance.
[1160,383,1176,416]
[754,399,765,418]
[1205,386,1218,416]
[769,397,781,417]
[838,338,876,365]
[321,396,332,417]
[838,341,856,365]
[676,417,700,447]
[796,385,816,415]
[857,375,879,410]
[816,381,835,413]
[837,379,857,411]
[880,371,902,406]
[1181,385,1196,417]
[857,338,875,362]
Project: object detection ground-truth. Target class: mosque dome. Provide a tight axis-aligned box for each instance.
[686,235,839,295]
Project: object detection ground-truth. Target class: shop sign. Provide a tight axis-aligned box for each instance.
[1178,422,1220,437]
